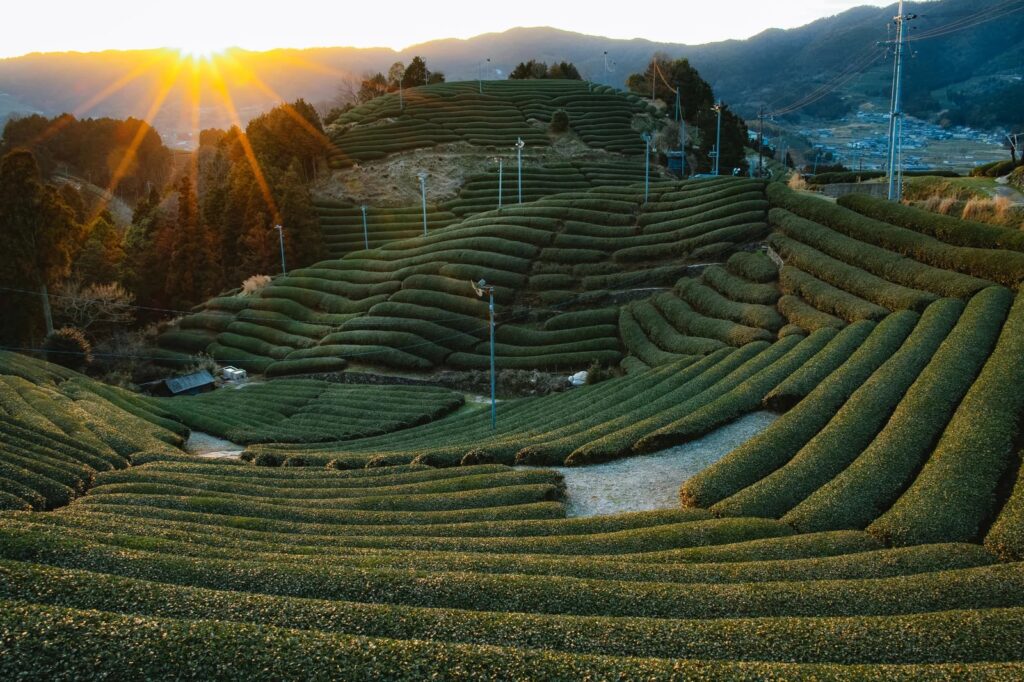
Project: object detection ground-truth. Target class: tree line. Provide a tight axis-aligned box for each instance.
[1,114,171,204]
[627,55,750,175]
[0,101,327,354]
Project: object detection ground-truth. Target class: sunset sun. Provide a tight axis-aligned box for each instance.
[176,42,226,61]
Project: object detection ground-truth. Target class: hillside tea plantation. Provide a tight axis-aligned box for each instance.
[4,79,1024,679]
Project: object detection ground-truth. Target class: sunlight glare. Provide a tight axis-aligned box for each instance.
[177,43,225,61]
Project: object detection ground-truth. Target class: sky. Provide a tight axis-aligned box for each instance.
[0,0,897,59]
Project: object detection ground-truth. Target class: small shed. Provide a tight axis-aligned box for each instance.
[161,370,216,397]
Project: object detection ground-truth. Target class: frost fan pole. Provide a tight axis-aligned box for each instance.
[417,172,428,237]
[495,157,504,210]
[712,102,723,176]
[361,205,369,250]
[274,224,286,275]
[642,131,653,203]
[473,279,498,430]
[515,138,525,204]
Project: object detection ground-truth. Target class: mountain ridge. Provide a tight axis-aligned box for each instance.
[0,0,1020,138]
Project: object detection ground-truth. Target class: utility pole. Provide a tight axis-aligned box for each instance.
[642,131,653,203]
[515,138,525,204]
[886,0,917,202]
[417,172,428,237]
[472,279,498,430]
[399,78,404,111]
[40,282,53,335]
[757,107,765,179]
[603,51,609,87]
[479,58,491,95]
[274,224,286,275]
[495,157,504,209]
[711,102,723,176]
[676,87,686,177]
[1007,133,1022,164]
[361,205,369,250]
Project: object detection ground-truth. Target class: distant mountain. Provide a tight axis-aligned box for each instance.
[0,0,1020,141]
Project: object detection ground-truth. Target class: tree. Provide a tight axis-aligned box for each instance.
[72,212,124,285]
[509,60,548,80]
[550,110,570,134]
[276,160,325,268]
[0,149,83,345]
[121,185,170,310]
[42,327,92,370]
[3,114,171,204]
[53,280,135,339]
[387,62,406,89]
[548,62,581,80]
[246,99,326,181]
[402,57,429,88]
[508,60,582,81]
[164,175,215,310]
[427,71,446,85]
[358,72,389,103]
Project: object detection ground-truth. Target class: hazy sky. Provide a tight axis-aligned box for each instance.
[0,0,897,59]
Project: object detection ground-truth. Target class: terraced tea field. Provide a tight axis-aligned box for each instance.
[314,80,666,257]
[6,79,1024,676]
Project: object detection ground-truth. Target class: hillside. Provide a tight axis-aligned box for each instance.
[5,70,1024,675]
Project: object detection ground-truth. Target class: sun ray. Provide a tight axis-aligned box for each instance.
[22,52,170,151]
[219,51,336,150]
[85,56,185,225]
[185,53,203,185]
[205,57,281,224]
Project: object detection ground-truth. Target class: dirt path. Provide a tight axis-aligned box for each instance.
[993,178,1024,205]
[185,432,244,459]
[518,411,779,517]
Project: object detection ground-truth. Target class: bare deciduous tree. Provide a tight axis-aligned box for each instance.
[53,280,136,336]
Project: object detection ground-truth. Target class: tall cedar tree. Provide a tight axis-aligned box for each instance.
[164,175,214,309]
[72,212,124,285]
[402,57,429,88]
[0,149,82,345]
[246,99,326,182]
[121,186,171,310]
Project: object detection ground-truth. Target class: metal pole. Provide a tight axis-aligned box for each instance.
[479,58,490,94]
[887,0,914,202]
[711,103,723,176]
[418,173,427,237]
[40,282,53,335]
[758,107,765,179]
[399,79,404,111]
[488,288,496,430]
[361,205,369,250]
[497,158,504,209]
[677,87,686,178]
[642,132,652,202]
[515,138,525,204]
[275,224,286,275]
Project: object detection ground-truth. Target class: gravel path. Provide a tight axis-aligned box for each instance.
[185,431,244,459]
[522,412,779,517]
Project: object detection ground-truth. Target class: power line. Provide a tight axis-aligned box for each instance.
[911,0,1024,41]
[0,286,197,317]
[765,0,1024,119]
